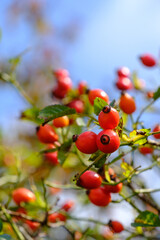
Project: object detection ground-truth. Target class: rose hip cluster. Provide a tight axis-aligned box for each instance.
[12,187,74,232]
[115,66,136,115]
[77,167,123,207]
[73,97,120,155]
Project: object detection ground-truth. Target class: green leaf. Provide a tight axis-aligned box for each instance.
[20,107,43,124]
[88,150,102,162]
[94,155,107,168]
[109,99,116,107]
[121,162,134,181]
[0,234,12,240]
[0,219,2,232]
[9,56,21,68]
[58,140,72,165]
[131,211,160,227]
[122,129,151,146]
[38,105,76,125]
[94,97,108,115]
[153,87,160,100]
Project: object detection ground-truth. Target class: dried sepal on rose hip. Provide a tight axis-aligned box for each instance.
[77,170,102,189]
[73,131,98,154]
[98,105,120,130]
[96,129,120,153]
[88,89,109,105]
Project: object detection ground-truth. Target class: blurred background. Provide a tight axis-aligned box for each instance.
[0,1,160,239]
[0,0,160,133]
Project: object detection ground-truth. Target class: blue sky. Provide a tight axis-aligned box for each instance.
[0,0,160,131]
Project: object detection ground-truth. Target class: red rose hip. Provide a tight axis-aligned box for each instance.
[45,144,59,165]
[48,212,66,223]
[96,129,120,153]
[98,105,120,130]
[116,77,133,90]
[88,89,109,105]
[117,67,130,78]
[78,81,87,95]
[53,116,69,128]
[104,182,123,193]
[53,69,69,79]
[12,188,36,205]
[139,146,153,155]
[119,93,136,114]
[67,99,84,113]
[153,124,160,139]
[139,54,156,67]
[36,125,58,144]
[77,170,102,189]
[88,187,111,207]
[61,200,74,212]
[109,220,124,233]
[73,131,98,154]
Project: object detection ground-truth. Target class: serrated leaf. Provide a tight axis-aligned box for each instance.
[131,211,160,227]
[153,87,160,100]
[20,107,43,124]
[38,105,76,125]
[94,97,108,115]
